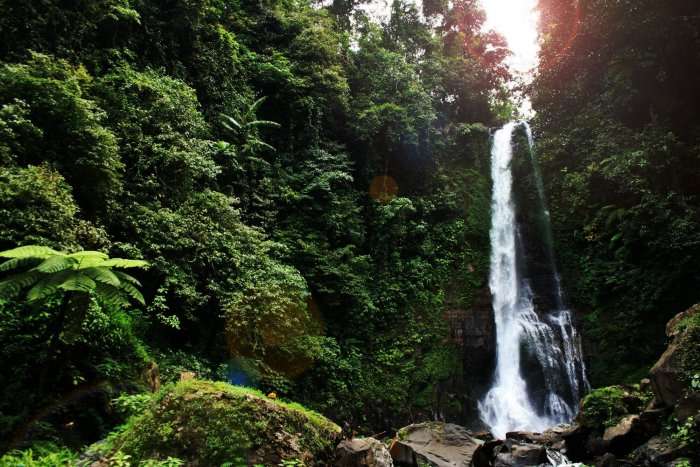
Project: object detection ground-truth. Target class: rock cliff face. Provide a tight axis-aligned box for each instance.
[445,286,496,426]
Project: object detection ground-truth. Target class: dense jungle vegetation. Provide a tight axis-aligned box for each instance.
[0,0,508,455]
[1,0,699,463]
[533,0,700,385]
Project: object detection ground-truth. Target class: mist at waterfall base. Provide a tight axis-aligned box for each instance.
[478,122,589,439]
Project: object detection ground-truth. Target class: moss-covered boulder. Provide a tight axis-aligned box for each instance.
[105,380,341,465]
[650,304,700,410]
[578,385,652,430]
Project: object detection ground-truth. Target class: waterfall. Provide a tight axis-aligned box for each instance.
[478,122,589,439]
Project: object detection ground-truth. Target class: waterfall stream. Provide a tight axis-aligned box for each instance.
[478,122,589,439]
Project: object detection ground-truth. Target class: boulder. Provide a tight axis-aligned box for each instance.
[336,438,393,467]
[506,424,571,450]
[602,415,648,456]
[675,392,700,421]
[649,305,699,408]
[631,435,692,466]
[649,340,688,408]
[561,423,592,461]
[594,452,619,467]
[472,440,503,467]
[389,422,483,467]
[493,439,547,467]
[86,380,340,466]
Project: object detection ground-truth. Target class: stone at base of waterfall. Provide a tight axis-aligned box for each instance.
[602,415,645,455]
[649,304,699,407]
[493,440,547,467]
[594,452,619,467]
[631,435,693,466]
[335,438,393,467]
[505,424,572,450]
[674,392,700,420]
[602,409,663,456]
[471,438,547,467]
[389,422,483,467]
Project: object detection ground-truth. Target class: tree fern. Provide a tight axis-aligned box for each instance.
[0,245,60,258]
[0,245,149,308]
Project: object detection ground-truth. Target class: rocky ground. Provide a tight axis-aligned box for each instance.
[80,305,698,466]
[336,305,699,467]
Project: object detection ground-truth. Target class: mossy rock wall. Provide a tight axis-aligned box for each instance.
[111,380,341,465]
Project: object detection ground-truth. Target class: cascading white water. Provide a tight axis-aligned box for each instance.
[479,122,588,439]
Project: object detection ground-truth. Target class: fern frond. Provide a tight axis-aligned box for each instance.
[67,251,109,259]
[57,274,97,293]
[95,283,130,308]
[0,245,60,258]
[32,255,77,273]
[69,251,109,268]
[26,270,80,301]
[0,257,42,272]
[119,280,146,305]
[82,267,121,287]
[114,270,142,287]
[99,258,149,269]
[0,271,42,298]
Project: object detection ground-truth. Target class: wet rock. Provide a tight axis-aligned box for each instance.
[493,439,547,467]
[561,423,592,461]
[631,435,692,466]
[649,340,687,408]
[336,438,393,467]
[602,415,639,453]
[649,305,699,407]
[602,412,658,456]
[389,422,483,467]
[594,452,619,467]
[674,392,700,421]
[472,440,502,467]
[505,424,571,449]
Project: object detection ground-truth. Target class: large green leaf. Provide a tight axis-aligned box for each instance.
[99,258,149,269]
[0,257,42,272]
[95,283,130,308]
[114,270,142,287]
[0,271,42,298]
[67,251,109,259]
[118,280,146,305]
[69,251,110,268]
[27,270,74,301]
[57,274,97,293]
[0,245,60,259]
[32,255,78,273]
[82,267,121,287]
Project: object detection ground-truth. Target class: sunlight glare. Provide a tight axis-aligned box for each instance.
[480,0,540,76]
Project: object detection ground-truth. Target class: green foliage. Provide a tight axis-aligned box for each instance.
[0,166,81,250]
[0,53,121,216]
[534,0,700,385]
[106,380,339,466]
[0,444,76,466]
[0,245,148,307]
[579,385,650,429]
[671,416,698,447]
[0,0,507,450]
[112,393,154,419]
[579,386,629,428]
